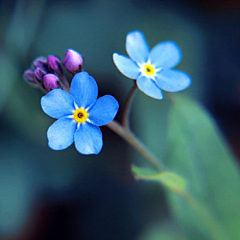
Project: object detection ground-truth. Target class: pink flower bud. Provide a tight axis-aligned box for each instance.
[63,49,84,74]
[47,55,63,77]
[42,73,60,92]
[32,57,48,71]
[34,67,46,82]
[23,69,39,87]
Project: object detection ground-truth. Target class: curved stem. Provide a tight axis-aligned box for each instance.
[122,81,137,129]
[107,120,165,171]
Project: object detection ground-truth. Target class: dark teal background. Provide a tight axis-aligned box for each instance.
[0,0,240,239]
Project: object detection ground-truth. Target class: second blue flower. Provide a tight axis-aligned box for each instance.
[113,30,191,100]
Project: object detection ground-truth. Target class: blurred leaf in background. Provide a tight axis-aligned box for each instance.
[167,95,240,240]
[138,222,189,240]
[0,53,17,111]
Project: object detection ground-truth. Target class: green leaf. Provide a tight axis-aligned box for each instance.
[131,165,158,177]
[154,172,186,194]
[167,95,240,240]
[131,166,186,194]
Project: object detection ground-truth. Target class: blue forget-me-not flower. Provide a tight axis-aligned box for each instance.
[41,71,119,155]
[113,30,191,100]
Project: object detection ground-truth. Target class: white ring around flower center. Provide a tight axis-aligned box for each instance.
[139,61,161,80]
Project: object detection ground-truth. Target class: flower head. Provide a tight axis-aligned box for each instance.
[113,30,191,100]
[41,71,119,155]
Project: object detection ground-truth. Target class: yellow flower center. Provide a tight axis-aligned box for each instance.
[73,108,89,123]
[141,63,156,77]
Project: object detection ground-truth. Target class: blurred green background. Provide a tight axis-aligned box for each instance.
[0,0,240,239]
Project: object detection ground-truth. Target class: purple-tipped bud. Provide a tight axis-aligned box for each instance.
[34,67,47,82]
[63,49,84,74]
[47,55,63,77]
[32,57,48,71]
[42,73,60,92]
[23,69,39,87]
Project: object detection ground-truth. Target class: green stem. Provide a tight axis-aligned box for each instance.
[122,81,137,129]
[108,81,165,170]
[107,120,165,171]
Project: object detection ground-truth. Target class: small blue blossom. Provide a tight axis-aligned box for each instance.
[41,71,119,155]
[113,30,191,100]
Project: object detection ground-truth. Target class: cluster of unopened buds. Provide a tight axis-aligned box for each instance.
[23,49,84,92]
[23,30,191,156]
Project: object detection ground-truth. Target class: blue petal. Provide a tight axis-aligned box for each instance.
[41,89,75,119]
[126,30,150,63]
[149,41,181,69]
[113,53,140,79]
[155,69,191,92]
[47,117,77,150]
[136,76,163,100]
[70,71,98,108]
[88,95,119,126]
[74,123,103,155]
